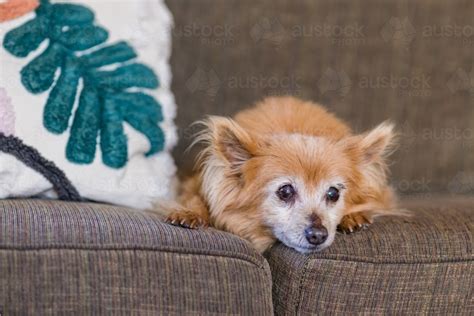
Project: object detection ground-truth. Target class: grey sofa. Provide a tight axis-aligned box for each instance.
[1,198,472,314]
[1,0,473,314]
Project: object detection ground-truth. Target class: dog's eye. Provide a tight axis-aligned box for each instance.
[326,187,340,203]
[277,184,296,202]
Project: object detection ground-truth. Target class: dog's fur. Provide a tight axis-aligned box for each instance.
[156,96,401,253]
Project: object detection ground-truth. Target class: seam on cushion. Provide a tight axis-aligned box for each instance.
[294,258,312,315]
[0,244,268,270]
[261,260,275,316]
[306,256,474,265]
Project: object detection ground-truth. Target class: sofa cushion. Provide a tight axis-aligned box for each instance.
[0,199,273,315]
[265,197,474,315]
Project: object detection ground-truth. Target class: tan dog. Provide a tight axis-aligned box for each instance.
[157,96,401,253]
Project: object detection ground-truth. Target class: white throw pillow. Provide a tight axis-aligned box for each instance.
[0,0,177,209]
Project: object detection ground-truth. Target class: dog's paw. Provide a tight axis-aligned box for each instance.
[338,212,373,234]
[165,210,208,229]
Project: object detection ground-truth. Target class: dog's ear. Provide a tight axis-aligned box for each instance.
[345,121,397,182]
[357,121,397,165]
[206,116,257,171]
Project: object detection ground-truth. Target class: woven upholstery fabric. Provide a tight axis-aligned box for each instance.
[166,0,474,196]
[0,199,273,315]
[265,197,474,315]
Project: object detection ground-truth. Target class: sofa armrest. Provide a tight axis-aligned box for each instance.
[0,199,273,314]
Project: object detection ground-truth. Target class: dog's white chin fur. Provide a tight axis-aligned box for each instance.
[284,242,329,254]
[278,233,336,253]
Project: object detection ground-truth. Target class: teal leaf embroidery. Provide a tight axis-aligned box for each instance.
[3,0,165,168]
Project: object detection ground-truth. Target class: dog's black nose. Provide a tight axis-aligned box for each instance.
[304,226,328,245]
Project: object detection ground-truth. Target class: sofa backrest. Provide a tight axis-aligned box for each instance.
[166,0,474,196]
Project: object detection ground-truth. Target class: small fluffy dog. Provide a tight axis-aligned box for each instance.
[159,96,401,253]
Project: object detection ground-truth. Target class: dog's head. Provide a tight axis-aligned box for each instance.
[199,117,396,253]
